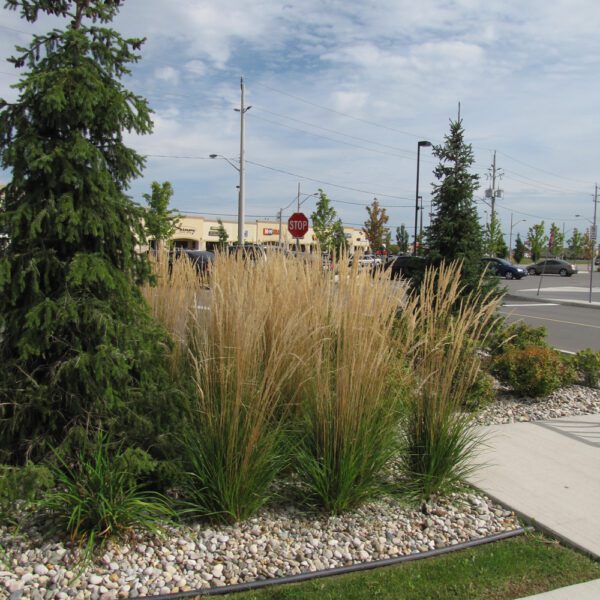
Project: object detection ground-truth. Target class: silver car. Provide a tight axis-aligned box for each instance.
[527,259,578,277]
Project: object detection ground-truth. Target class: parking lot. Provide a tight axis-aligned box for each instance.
[499,270,600,352]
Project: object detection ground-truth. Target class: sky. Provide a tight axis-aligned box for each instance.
[1,0,599,247]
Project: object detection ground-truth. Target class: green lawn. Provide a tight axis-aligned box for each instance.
[216,533,600,600]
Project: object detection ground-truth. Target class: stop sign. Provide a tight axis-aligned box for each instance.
[288,212,309,239]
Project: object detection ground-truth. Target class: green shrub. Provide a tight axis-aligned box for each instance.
[462,372,497,412]
[493,345,575,397]
[40,432,173,552]
[488,321,548,356]
[0,462,54,525]
[573,349,600,388]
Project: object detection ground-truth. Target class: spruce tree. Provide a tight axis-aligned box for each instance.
[426,118,484,289]
[513,234,526,263]
[0,0,171,464]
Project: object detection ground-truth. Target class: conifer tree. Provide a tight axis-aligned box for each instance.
[395,225,409,253]
[426,118,484,289]
[0,0,171,463]
[513,234,526,263]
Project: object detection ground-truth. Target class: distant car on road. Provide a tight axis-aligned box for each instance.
[384,255,429,283]
[481,257,528,280]
[595,256,600,271]
[527,259,578,277]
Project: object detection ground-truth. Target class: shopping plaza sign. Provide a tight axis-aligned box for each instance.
[288,212,309,239]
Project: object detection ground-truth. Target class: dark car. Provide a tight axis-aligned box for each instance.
[481,257,528,280]
[384,255,429,282]
[227,244,267,261]
[595,256,600,271]
[527,259,578,277]
[170,248,215,275]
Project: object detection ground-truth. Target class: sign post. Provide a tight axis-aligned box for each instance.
[288,212,309,253]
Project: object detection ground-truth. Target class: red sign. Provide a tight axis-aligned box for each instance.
[288,212,309,238]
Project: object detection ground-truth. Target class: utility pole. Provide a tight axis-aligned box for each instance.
[296,182,301,253]
[486,151,503,222]
[589,184,598,303]
[234,77,251,245]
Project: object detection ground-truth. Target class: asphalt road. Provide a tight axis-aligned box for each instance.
[501,269,600,304]
[498,270,600,352]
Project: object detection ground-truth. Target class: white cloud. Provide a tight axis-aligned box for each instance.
[154,66,179,84]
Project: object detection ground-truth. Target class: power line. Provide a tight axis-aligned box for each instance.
[245,159,413,202]
[253,106,419,157]
[496,149,592,186]
[248,112,418,160]
[143,152,414,203]
[253,81,425,140]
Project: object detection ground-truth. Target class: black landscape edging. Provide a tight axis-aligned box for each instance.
[136,528,527,599]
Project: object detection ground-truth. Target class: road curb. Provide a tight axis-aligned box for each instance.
[504,293,600,311]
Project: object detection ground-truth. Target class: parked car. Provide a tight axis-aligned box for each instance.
[527,259,578,277]
[595,256,600,271]
[227,244,267,262]
[384,255,429,282]
[481,257,528,280]
[167,248,215,277]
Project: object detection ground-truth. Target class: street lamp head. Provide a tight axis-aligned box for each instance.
[418,140,432,148]
[209,154,218,159]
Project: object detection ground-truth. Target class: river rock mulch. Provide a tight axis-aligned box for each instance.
[1,492,517,599]
[5,383,598,599]
[476,384,600,426]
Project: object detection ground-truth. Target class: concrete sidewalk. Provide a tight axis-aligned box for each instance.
[468,414,600,597]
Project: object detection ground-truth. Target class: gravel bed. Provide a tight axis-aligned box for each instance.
[7,383,596,599]
[476,384,600,426]
[0,493,518,599]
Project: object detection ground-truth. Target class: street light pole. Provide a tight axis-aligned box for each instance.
[590,185,598,303]
[234,77,251,245]
[414,141,432,256]
[509,213,526,261]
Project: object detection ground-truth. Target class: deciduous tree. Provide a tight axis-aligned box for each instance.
[311,189,346,254]
[143,181,180,257]
[362,198,389,251]
[527,222,548,262]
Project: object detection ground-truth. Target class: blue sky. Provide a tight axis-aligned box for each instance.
[1,0,599,245]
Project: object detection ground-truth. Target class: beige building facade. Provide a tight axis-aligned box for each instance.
[167,214,369,253]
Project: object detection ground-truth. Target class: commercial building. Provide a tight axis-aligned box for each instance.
[162,214,370,253]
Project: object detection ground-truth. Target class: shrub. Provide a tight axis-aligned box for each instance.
[493,345,575,397]
[573,349,600,388]
[0,462,54,526]
[462,371,497,412]
[488,321,548,356]
[398,262,502,500]
[40,432,173,552]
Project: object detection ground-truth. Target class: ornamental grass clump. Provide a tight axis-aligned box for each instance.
[292,259,408,513]
[41,432,173,555]
[398,262,502,500]
[180,253,312,523]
